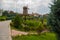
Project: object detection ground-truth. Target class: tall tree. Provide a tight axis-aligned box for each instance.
[48,0,60,40]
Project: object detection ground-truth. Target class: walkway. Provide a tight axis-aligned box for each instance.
[0,20,12,40]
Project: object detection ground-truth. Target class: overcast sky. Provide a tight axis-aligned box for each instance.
[0,0,52,15]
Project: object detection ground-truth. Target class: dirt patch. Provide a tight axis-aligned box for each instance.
[11,30,28,36]
[11,30,49,36]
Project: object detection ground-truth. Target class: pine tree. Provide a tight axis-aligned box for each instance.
[48,0,60,40]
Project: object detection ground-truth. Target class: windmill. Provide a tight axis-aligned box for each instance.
[23,5,29,15]
[23,5,29,20]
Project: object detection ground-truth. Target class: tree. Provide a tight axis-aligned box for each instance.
[12,15,23,30]
[47,0,60,40]
[2,11,9,16]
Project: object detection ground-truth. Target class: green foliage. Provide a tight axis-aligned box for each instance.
[23,16,47,32]
[0,16,6,21]
[2,11,9,16]
[12,32,57,40]
[2,10,17,20]
[11,15,23,30]
[11,15,48,33]
[47,0,60,40]
[48,0,60,32]
[25,20,40,28]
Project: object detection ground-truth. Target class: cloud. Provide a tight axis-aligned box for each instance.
[0,0,52,14]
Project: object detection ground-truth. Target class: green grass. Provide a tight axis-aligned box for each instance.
[12,32,57,40]
[0,16,6,21]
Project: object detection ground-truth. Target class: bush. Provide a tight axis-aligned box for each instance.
[11,15,48,32]
[23,27,30,31]
[11,15,23,30]
[0,16,6,21]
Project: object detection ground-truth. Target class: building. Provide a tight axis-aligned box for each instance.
[0,9,3,16]
[23,6,28,15]
[19,6,41,17]
[1,6,41,17]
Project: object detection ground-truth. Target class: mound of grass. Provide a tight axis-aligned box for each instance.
[0,16,6,21]
[12,32,57,40]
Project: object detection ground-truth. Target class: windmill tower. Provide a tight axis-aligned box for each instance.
[23,6,29,15]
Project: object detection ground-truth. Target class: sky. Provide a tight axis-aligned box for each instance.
[0,0,52,15]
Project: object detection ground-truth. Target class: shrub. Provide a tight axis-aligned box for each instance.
[11,15,23,30]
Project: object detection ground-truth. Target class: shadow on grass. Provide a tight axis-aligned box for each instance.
[56,34,60,40]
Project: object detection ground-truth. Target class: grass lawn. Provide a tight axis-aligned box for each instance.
[12,32,57,40]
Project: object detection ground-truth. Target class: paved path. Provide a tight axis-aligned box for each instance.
[0,20,12,40]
